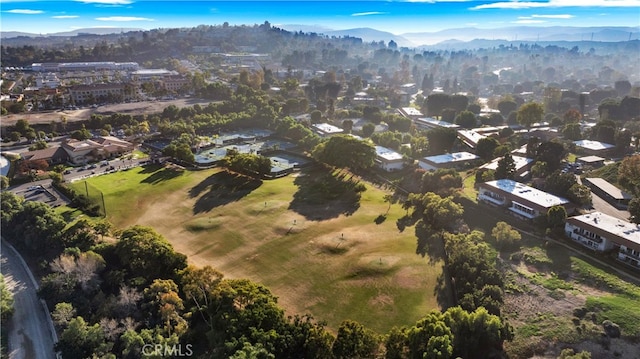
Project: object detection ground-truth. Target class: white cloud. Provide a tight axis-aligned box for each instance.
[512,19,548,24]
[52,15,79,19]
[472,0,640,10]
[5,9,43,14]
[95,16,154,21]
[531,14,575,18]
[75,0,132,4]
[351,11,387,17]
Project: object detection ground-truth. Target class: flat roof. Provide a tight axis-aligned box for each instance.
[457,130,486,146]
[400,107,423,116]
[375,146,403,161]
[584,178,632,200]
[422,151,479,164]
[481,156,533,171]
[574,140,615,151]
[415,117,460,129]
[312,123,344,134]
[511,144,528,156]
[577,155,605,163]
[483,179,569,208]
[569,211,640,246]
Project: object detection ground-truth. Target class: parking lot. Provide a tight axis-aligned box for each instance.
[8,181,69,207]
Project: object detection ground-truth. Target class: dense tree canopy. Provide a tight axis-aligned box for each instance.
[516,102,544,128]
[312,135,376,171]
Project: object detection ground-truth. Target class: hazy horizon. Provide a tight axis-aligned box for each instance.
[1,0,639,36]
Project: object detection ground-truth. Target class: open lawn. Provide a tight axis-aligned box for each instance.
[71,164,443,333]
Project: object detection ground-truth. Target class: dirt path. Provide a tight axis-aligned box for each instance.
[1,239,57,359]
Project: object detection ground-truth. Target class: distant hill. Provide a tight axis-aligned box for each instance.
[323,28,415,47]
[278,25,414,47]
[277,24,333,34]
[402,26,640,46]
[1,27,143,39]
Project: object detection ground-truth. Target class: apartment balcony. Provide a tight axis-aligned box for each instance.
[617,251,640,269]
[478,192,505,206]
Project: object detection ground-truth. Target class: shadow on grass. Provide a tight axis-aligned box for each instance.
[190,170,262,214]
[288,167,362,220]
[138,164,164,174]
[543,241,574,275]
[140,167,184,185]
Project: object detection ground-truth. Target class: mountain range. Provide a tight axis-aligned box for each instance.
[2,25,639,49]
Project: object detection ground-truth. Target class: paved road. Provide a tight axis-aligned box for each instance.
[1,240,57,359]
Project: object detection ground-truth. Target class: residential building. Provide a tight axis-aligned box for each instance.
[480,155,533,180]
[414,117,460,131]
[576,155,606,168]
[565,212,640,269]
[457,129,486,149]
[583,178,632,209]
[477,179,571,220]
[312,123,344,137]
[573,140,615,156]
[418,152,480,171]
[398,107,423,119]
[374,146,404,172]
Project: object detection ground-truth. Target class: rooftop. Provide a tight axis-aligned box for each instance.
[400,107,423,117]
[574,140,615,151]
[577,155,606,163]
[375,146,403,161]
[312,123,344,135]
[422,151,479,164]
[569,211,640,245]
[481,156,533,171]
[585,178,632,200]
[484,179,569,208]
[415,117,460,129]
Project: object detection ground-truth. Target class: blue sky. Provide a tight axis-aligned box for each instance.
[1,0,639,35]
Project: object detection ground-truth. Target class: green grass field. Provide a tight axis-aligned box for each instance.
[71,164,443,333]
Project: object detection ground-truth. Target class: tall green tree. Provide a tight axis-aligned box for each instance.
[491,221,521,249]
[312,135,376,171]
[495,154,516,180]
[516,102,544,128]
[114,226,187,284]
[476,137,500,161]
[628,197,640,224]
[547,205,567,229]
[332,320,379,359]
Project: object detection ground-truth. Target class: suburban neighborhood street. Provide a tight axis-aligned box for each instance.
[1,239,57,359]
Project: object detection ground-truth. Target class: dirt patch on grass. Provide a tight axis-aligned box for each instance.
[393,266,425,289]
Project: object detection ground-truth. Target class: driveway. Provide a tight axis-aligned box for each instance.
[1,240,57,359]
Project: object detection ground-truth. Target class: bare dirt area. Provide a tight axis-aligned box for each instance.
[1,98,214,127]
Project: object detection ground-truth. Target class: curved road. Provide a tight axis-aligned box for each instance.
[1,239,57,359]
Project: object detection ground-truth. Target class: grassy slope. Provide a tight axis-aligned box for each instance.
[72,165,443,334]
